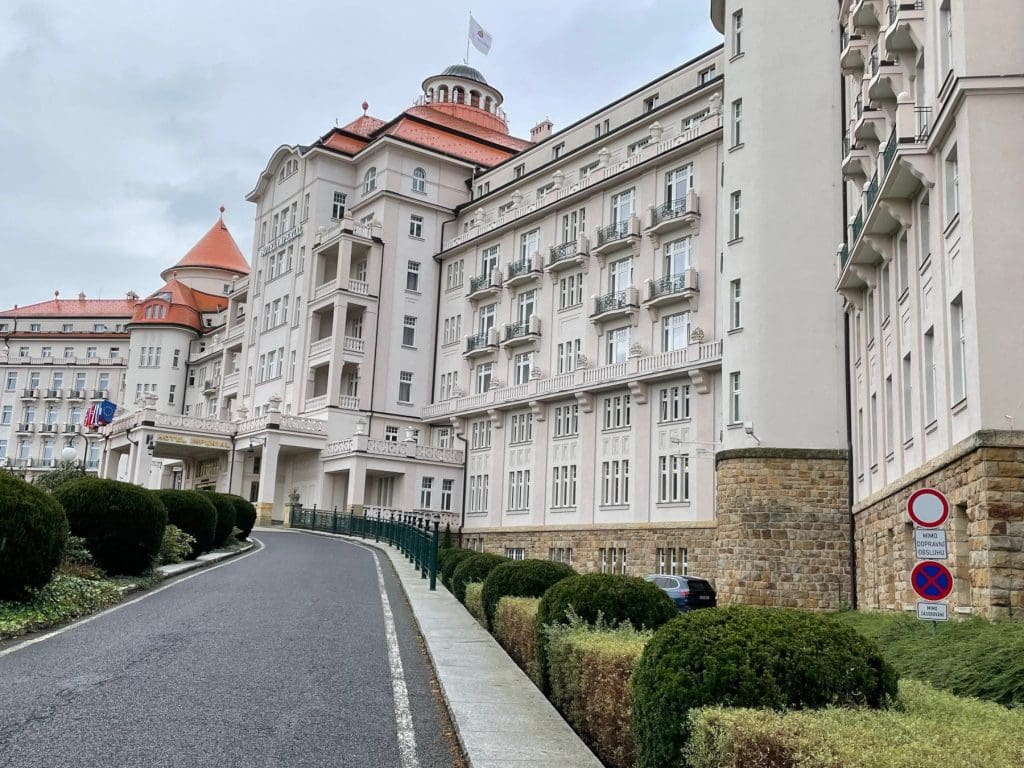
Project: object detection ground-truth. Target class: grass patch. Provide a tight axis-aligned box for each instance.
[832,610,1024,705]
[0,574,122,639]
[493,597,542,685]
[688,679,1024,768]
[464,582,486,625]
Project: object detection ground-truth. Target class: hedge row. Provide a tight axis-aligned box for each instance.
[492,597,542,686]
[0,473,68,600]
[464,583,486,625]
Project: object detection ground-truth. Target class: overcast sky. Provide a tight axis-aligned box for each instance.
[0,0,720,311]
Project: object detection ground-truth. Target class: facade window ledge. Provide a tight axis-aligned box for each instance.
[919,254,932,274]
[728,52,745,63]
[508,441,533,448]
[549,506,577,513]
[408,235,425,242]
[936,69,955,105]
[726,421,744,429]
[406,289,421,296]
[396,401,414,407]
[552,434,579,441]
[727,326,743,335]
[898,288,910,304]
[657,418,691,426]
[857,473,865,482]
[866,338,876,351]
[558,303,584,313]
[855,357,862,368]
[951,397,968,415]
[880,315,891,330]
[402,345,417,350]
[943,213,960,237]
[466,510,487,517]
[598,504,629,510]
[727,237,744,246]
[870,463,879,473]
[728,142,744,153]
[924,419,939,435]
[655,501,691,507]
[885,452,895,463]
[903,437,914,449]
[601,427,632,435]
[506,509,530,515]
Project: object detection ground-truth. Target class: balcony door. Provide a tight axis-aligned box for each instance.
[609,257,633,292]
[481,245,500,277]
[610,189,635,225]
[562,208,586,243]
[664,237,691,276]
[517,290,537,325]
[665,165,693,205]
[479,303,496,335]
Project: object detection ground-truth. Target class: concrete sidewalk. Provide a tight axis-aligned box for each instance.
[269,528,603,768]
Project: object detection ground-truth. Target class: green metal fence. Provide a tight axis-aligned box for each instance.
[289,507,441,590]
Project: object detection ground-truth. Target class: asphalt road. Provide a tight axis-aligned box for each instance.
[0,530,463,768]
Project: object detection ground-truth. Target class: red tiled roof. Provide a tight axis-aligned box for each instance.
[324,132,369,155]
[401,105,531,152]
[130,279,228,332]
[0,297,137,318]
[386,119,523,167]
[341,113,386,138]
[165,210,249,277]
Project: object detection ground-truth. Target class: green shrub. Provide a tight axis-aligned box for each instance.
[465,582,486,624]
[687,679,1024,768]
[33,462,86,493]
[481,558,574,629]
[202,492,237,548]
[439,548,478,590]
[228,495,257,540]
[0,573,121,639]
[493,597,542,685]
[547,617,652,768]
[157,524,196,565]
[440,523,453,550]
[833,610,1024,706]
[53,478,167,576]
[0,471,69,600]
[450,552,507,603]
[535,573,676,690]
[153,490,217,557]
[632,605,898,768]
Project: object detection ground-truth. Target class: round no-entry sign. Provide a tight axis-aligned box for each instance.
[907,488,949,528]
[911,560,953,601]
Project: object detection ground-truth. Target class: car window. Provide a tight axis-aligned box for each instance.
[686,578,713,593]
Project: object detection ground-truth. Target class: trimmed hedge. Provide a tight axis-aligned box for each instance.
[464,582,486,624]
[202,492,237,548]
[54,478,167,575]
[481,558,574,629]
[450,552,507,604]
[439,547,477,590]
[547,621,652,768]
[632,605,898,768]
[493,597,542,685]
[688,679,1024,768]
[153,490,217,558]
[0,472,68,600]
[535,573,676,689]
[229,495,257,540]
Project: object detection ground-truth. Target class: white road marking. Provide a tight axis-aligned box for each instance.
[0,539,264,659]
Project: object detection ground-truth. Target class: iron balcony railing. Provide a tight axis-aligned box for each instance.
[289,508,442,591]
[854,93,864,119]
[549,240,579,265]
[851,207,865,243]
[865,171,879,212]
[593,289,634,315]
[915,106,932,142]
[596,220,630,246]
[869,44,879,76]
[468,272,491,294]
[649,273,692,300]
[840,244,850,269]
[652,198,691,226]
[507,258,536,280]
[465,331,493,353]
[882,129,898,173]
[888,0,924,24]
[841,26,848,52]
[505,320,535,342]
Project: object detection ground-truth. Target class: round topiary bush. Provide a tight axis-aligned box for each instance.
[450,552,507,604]
[535,573,677,690]
[481,559,575,629]
[0,471,68,600]
[631,605,899,768]
[229,495,257,540]
[54,478,167,576]
[153,490,217,558]
[439,547,478,590]
[202,492,237,548]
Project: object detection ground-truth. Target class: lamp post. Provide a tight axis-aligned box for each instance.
[60,431,95,470]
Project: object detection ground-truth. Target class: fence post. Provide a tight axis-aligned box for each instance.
[429,521,439,590]
[420,518,428,579]
[287,496,303,528]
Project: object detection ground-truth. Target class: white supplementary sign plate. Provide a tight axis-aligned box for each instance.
[914,528,948,560]
[916,601,949,621]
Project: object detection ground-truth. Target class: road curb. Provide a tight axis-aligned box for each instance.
[117,541,257,597]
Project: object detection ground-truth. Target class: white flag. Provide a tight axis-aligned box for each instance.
[469,15,492,55]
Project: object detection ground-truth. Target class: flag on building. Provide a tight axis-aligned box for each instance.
[84,403,98,429]
[96,399,117,426]
[469,15,492,54]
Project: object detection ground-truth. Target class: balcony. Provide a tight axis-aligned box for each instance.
[12,458,34,468]
[868,52,903,102]
[343,336,365,354]
[546,236,590,272]
[464,329,499,359]
[43,389,62,401]
[305,394,328,412]
[849,0,883,32]
[505,254,543,288]
[646,191,700,238]
[309,336,332,360]
[883,1,924,52]
[840,33,868,72]
[63,424,81,434]
[348,279,370,295]
[20,388,38,400]
[38,423,58,434]
[222,370,240,390]
[853,106,887,143]
[16,423,33,434]
[66,389,85,401]
[466,268,503,302]
[339,395,360,410]
[842,140,871,180]
[591,288,640,323]
[203,378,220,395]
[644,270,699,311]
[90,389,108,401]
[501,316,541,349]
[592,216,640,261]
[37,458,57,469]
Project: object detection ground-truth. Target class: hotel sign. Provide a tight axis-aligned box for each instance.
[154,433,231,450]
[258,226,302,258]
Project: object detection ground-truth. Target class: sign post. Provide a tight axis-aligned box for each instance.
[907,488,952,629]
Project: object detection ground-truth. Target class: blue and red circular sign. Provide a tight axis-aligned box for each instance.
[911,560,953,601]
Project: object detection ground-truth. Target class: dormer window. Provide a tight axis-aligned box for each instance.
[363,167,377,194]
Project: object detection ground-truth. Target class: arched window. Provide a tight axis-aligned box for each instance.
[438,85,449,102]
[453,86,464,104]
[426,87,434,103]
[470,90,481,107]
[363,167,377,195]
[484,96,492,112]
[412,167,426,194]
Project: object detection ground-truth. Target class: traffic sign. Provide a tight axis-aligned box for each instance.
[907,488,949,528]
[916,601,949,621]
[911,560,953,601]
[914,528,948,560]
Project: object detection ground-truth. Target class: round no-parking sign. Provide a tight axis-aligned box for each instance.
[910,560,953,601]
[907,488,949,528]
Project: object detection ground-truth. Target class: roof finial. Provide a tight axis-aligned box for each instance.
[362,101,369,115]
[219,205,225,215]
[54,290,60,299]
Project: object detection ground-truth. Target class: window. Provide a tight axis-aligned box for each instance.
[0,406,11,425]
[598,547,628,575]
[658,454,690,503]
[402,315,416,347]
[919,193,931,264]
[594,118,610,138]
[558,273,584,309]
[869,393,878,466]
[440,479,453,512]
[606,326,631,364]
[729,371,742,423]
[579,161,599,181]
[627,137,650,156]
[602,393,631,430]
[732,9,743,54]
[554,404,579,438]
[4,372,15,391]
[470,419,492,450]
[655,547,688,576]
[562,208,586,242]
[880,263,891,322]
[600,460,630,506]
[332,191,346,220]
[475,362,493,394]
[897,233,909,297]
[363,167,377,194]
[412,167,426,194]
[944,144,959,223]
[552,142,565,159]
[939,0,953,73]
[438,371,458,400]
[510,412,533,444]
[659,385,691,422]
[30,323,41,331]
[729,191,742,240]
[663,312,691,352]
[950,295,966,403]
[609,256,633,291]
[549,547,573,564]
[551,465,577,508]
[398,371,413,403]
[86,347,97,358]
[436,427,452,449]
[481,244,500,277]
[420,477,433,509]
[520,229,540,260]
[924,327,936,424]
[468,475,490,513]
[514,352,533,385]
[556,339,582,374]
[445,260,465,290]
[611,188,636,224]
[406,261,420,292]
[536,182,555,200]
[384,425,400,443]
[513,164,525,179]
[507,470,531,511]
[730,279,742,329]
[665,166,693,208]
[476,181,490,197]
[505,547,526,561]
[698,65,716,85]
[442,315,462,346]
[731,99,743,146]
[63,347,73,358]
[644,93,659,112]
[409,214,423,238]
[40,347,51,358]
[902,353,914,440]
[478,303,496,335]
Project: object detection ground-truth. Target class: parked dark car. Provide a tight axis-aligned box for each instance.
[644,574,717,612]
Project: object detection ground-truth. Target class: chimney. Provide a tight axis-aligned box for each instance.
[78,292,86,301]
[530,118,554,143]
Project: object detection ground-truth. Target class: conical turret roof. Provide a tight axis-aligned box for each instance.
[162,208,249,280]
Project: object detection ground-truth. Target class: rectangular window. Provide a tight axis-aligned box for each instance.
[4,372,15,391]
[698,65,716,85]
[644,93,659,112]
[732,9,743,54]
[0,406,11,425]
[510,412,533,444]
[446,260,465,290]
[552,142,565,159]
[440,479,454,512]
[507,470,531,511]
[513,163,525,179]
[406,261,420,292]
[940,0,953,73]
[919,193,931,264]
[729,371,742,423]
[606,326,631,364]
[662,312,691,352]
[475,362,493,394]
[627,137,650,156]
[950,294,966,403]
[902,353,914,440]
[467,475,490,513]
[556,339,582,375]
[600,460,630,506]
[611,188,636,224]
[602,393,632,430]
[558,273,584,309]
[924,327,937,424]
[658,385,691,422]
[409,214,423,238]
[870,393,879,466]
[470,419,492,450]
[553,404,579,438]
[420,477,434,509]
[402,315,416,347]
[884,375,895,457]
[880,263,891,322]
[731,98,742,146]
[729,191,742,240]
[658,454,690,503]
[730,279,742,329]
[945,144,959,224]
[548,547,574,565]
[332,191,346,219]
[168,384,176,405]
[398,371,413,403]
[505,547,526,561]
[897,232,909,297]
[512,351,532,385]
[551,465,578,508]
[384,425,400,443]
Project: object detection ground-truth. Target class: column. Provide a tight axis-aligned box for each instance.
[345,457,367,515]
[224,448,247,495]
[629,382,651,523]
[131,431,151,487]
[255,436,281,526]
[575,393,598,524]
[487,410,506,527]
[326,296,348,407]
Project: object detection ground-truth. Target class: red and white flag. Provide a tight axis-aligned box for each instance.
[469,15,492,55]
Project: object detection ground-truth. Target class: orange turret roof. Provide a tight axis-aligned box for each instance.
[164,208,249,278]
[130,278,228,332]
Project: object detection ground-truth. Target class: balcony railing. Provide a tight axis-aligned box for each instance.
[914,106,932,143]
[504,321,535,342]
[865,171,879,212]
[869,44,879,76]
[549,240,578,265]
[593,290,635,315]
[339,395,359,410]
[465,332,495,354]
[596,221,630,247]
[851,207,865,242]
[507,258,538,280]
[648,273,693,300]
[882,129,898,173]
[344,336,365,353]
[651,198,691,226]
[839,244,850,269]
[468,273,491,294]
